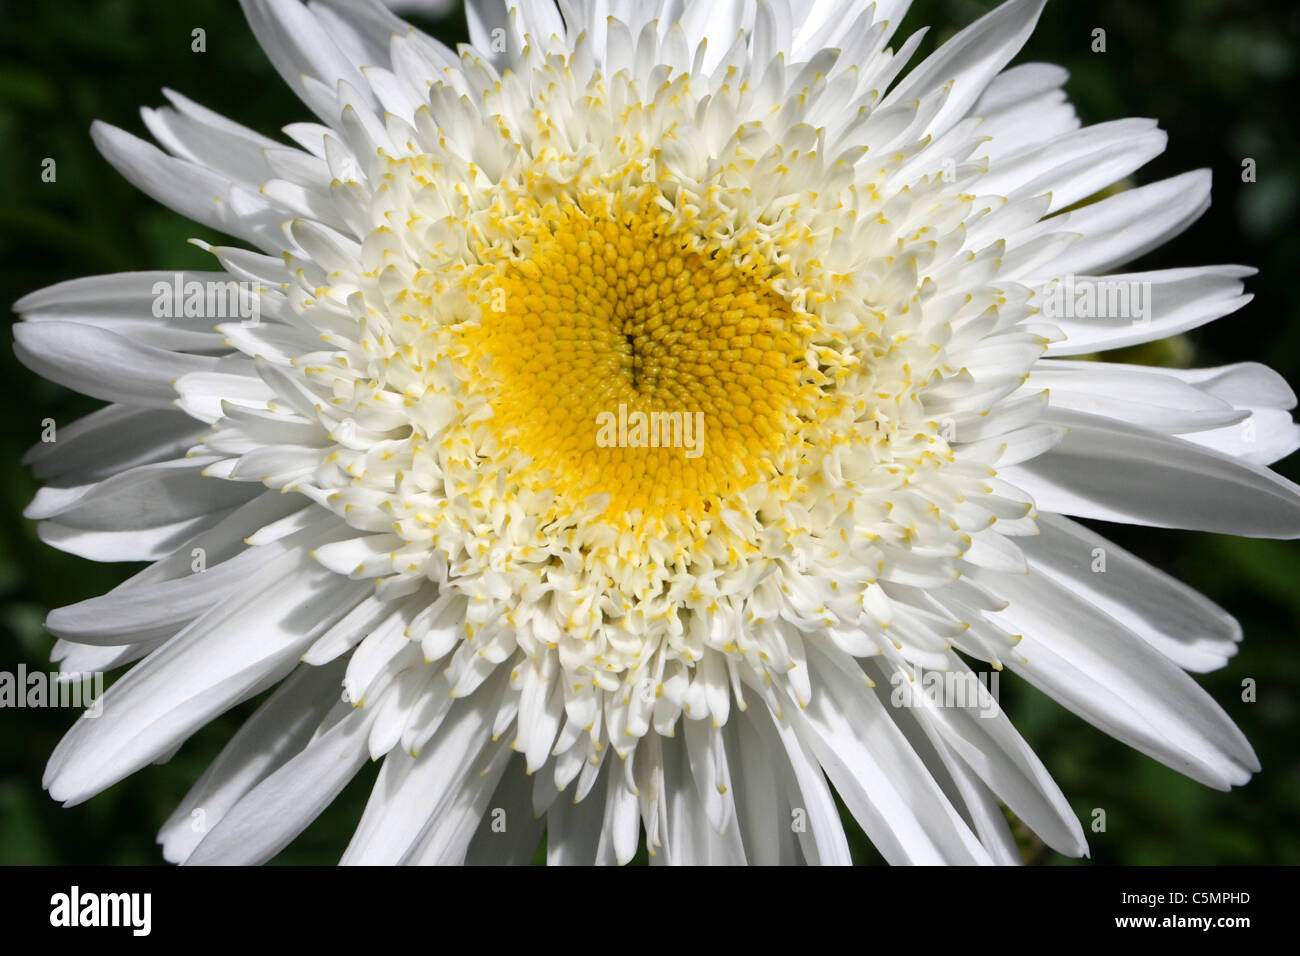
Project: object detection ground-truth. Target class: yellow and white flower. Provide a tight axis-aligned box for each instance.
[15,0,1300,864]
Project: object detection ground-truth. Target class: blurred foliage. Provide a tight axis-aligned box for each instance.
[1,0,1298,865]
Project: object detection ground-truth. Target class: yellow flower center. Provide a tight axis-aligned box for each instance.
[452,189,826,527]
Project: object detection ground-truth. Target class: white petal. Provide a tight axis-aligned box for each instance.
[91,122,285,251]
[23,405,203,484]
[1009,170,1212,277]
[45,556,368,805]
[1038,266,1254,356]
[239,0,375,122]
[1030,359,1245,433]
[1006,408,1300,537]
[25,458,259,531]
[14,321,216,408]
[184,706,373,865]
[978,118,1166,215]
[545,763,607,865]
[159,659,345,863]
[464,755,545,864]
[742,689,852,866]
[793,645,993,865]
[886,0,1046,141]
[979,567,1259,789]
[342,674,505,864]
[1025,513,1241,672]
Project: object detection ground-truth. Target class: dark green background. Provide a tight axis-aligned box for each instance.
[1,0,1297,865]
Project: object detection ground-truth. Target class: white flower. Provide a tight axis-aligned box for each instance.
[15,0,1300,866]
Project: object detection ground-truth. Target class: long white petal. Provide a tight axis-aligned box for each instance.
[1005,409,1300,538]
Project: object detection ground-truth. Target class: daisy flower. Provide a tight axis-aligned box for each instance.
[15,0,1300,865]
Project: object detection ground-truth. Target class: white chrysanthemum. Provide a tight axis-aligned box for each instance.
[15,0,1300,865]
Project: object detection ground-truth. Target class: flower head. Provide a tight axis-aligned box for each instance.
[16,0,1300,865]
